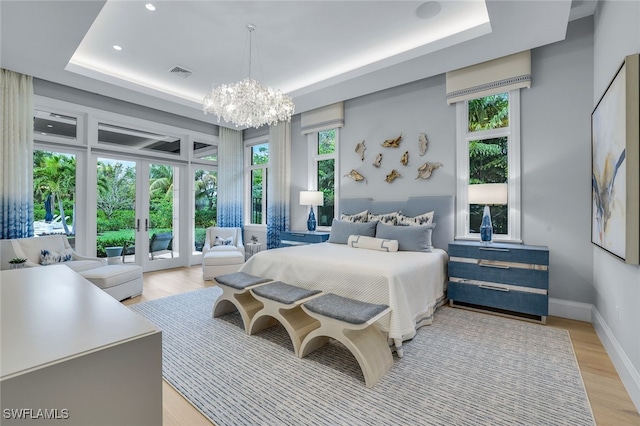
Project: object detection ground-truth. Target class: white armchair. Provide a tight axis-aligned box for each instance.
[202,227,245,280]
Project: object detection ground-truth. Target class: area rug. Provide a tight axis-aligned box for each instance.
[130,287,595,426]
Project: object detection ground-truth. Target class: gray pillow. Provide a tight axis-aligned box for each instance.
[375,222,436,252]
[328,219,378,244]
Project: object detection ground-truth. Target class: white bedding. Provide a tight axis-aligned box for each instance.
[239,242,448,342]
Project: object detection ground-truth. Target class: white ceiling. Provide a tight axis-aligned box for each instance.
[0,1,596,128]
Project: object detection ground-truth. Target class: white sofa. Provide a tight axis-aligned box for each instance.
[10,235,143,301]
[202,227,245,280]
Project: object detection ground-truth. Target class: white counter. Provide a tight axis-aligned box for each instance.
[1,265,162,425]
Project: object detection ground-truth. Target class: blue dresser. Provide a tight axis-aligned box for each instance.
[280,231,330,247]
[448,241,549,323]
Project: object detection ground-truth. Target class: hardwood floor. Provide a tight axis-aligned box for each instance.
[123,265,640,426]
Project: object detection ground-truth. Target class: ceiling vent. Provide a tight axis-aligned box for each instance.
[168,65,193,78]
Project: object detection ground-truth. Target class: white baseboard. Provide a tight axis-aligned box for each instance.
[549,297,593,322]
[592,307,640,413]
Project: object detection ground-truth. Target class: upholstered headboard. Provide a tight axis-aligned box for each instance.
[338,195,455,251]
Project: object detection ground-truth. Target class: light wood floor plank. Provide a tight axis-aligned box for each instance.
[124,266,639,426]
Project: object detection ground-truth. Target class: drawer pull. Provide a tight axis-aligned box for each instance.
[479,247,510,252]
[479,284,509,292]
[478,261,510,270]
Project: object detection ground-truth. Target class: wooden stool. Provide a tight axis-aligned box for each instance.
[212,272,272,333]
[249,281,322,357]
[300,293,393,388]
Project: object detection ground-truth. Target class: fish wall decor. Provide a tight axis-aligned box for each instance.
[373,153,382,168]
[400,151,409,166]
[381,133,402,148]
[415,162,443,180]
[418,133,428,156]
[355,140,366,161]
[385,169,402,183]
[344,169,367,183]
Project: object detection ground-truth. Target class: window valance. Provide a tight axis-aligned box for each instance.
[446,50,531,104]
[301,102,344,135]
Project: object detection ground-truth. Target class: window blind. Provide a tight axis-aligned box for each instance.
[300,102,344,135]
[446,50,531,104]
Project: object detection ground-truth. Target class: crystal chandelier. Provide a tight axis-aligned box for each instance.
[203,24,295,129]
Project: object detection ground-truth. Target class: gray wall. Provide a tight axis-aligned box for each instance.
[592,0,640,407]
[290,18,595,306]
[521,17,594,303]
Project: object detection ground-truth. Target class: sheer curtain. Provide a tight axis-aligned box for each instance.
[217,127,244,228]
[1,69,34,239]
[266,122,291,249]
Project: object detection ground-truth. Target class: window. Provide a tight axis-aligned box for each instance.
[245,142,268,225]
[33,150,77,243]
[308,129,338,227]
[456,90,521,242]
[193,167,217,253]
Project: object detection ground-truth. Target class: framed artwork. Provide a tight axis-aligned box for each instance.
[591,54,639,265]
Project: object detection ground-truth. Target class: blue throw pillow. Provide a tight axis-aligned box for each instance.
[328,219,378,244]
[375,222,436,252]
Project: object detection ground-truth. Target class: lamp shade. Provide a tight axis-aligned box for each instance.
[300,190,324,206]
[468,183,508,205]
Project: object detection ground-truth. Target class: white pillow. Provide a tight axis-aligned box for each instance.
[368,211,399,225]
[214,236,235,247]
[397,210,434,226]
[347,235,399,252]
[40,248,74,265]
[340,210,369,223]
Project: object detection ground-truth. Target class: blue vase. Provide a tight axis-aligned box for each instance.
[480,205,493,242]
[307,207,317,232]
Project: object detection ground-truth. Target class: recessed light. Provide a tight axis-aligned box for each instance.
[145,3,156,11]
[41,132,47,136]
[113,45,122,51]
[416,1,441,20]
[47,124,53,128]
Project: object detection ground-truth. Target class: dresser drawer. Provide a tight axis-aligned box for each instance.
[449,281,548,317]
[448,261,548,290]
[448,242,549,265]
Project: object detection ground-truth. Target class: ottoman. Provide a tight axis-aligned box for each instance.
[202,251,245,280]
[79,264,143,301]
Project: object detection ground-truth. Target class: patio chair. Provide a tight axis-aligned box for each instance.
[149,232,174,260]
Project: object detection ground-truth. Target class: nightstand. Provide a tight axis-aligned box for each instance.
[447,241,549,323]
[279,231,330,247]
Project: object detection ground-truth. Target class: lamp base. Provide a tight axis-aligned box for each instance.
[480,205,493,243]
[307,207,317,232]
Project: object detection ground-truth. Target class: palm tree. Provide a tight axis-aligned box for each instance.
[33,153,76,234]
[149,164,173,198]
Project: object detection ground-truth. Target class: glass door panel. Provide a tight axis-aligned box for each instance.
[96,157,137,263]
[147,162,180,268]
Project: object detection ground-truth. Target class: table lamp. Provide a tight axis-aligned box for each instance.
[468,183,508,242]
[300,190,324,232]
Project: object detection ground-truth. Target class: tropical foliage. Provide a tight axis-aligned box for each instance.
[468,93,509,234]
[33,151,217,254]
[317,129,336,226]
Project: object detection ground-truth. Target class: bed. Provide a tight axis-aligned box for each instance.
[240,195,454,355]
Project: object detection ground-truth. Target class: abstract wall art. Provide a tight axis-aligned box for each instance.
[591,54,639,265]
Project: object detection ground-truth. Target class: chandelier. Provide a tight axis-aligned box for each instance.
[203,24,295,129]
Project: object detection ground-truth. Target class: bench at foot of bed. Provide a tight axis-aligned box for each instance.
[249,281,322,357]
[300,293,393,388]
[212,272,273,333]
